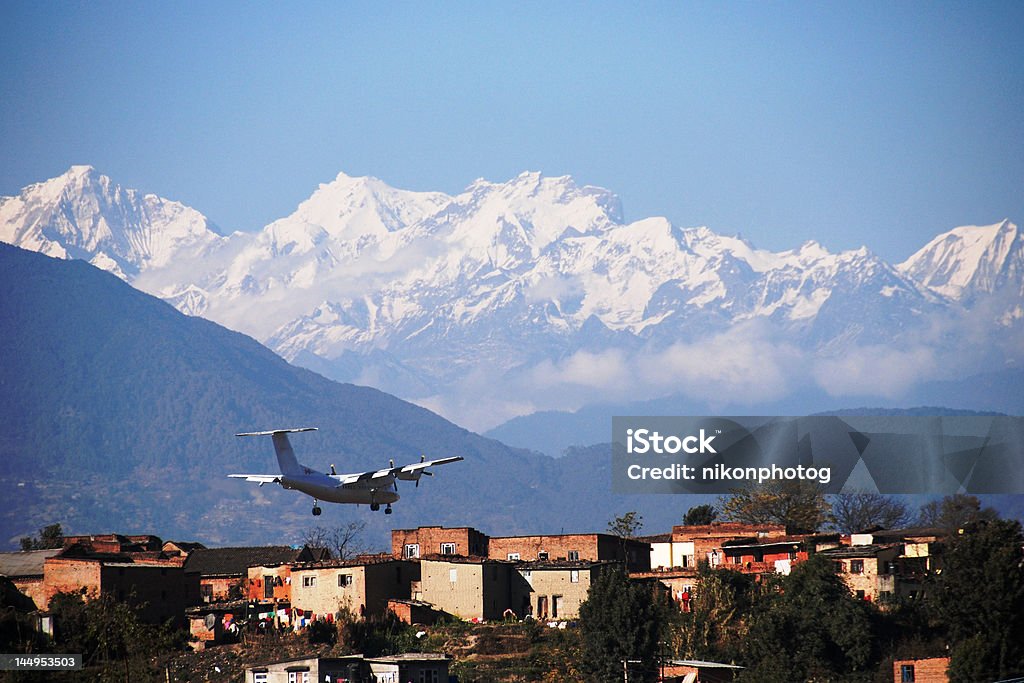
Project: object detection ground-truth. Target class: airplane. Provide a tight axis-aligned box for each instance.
[229,428,463,516]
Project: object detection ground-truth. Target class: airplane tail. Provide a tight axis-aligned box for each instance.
[236,428,317,476]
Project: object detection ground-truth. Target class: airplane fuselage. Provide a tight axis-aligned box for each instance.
[281,472,400,506]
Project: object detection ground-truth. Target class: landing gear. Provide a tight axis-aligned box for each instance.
[312,500,322,516]
[370,502,380,512]
[385,504,393,515]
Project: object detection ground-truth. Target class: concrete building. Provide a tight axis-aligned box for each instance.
[819,544,902,602]
[245,653,451,683]
[489,533,652,572]
[419,557,516,621]
[392,525,489,559]
[515,560,615,620]
[290,558,418,620]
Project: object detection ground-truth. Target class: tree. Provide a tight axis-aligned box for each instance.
[738,555,876,682]
[579,567,667,682]
[719,481,830,533]
[830,492,912,533]
[683,504,718,526]
[671,561,759,662]
[607,511,644,538]
[300,520,367,560]
[19,523,64,551]
[928,519,1024,682]
[917,493,998,531]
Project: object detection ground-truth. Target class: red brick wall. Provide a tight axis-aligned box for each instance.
[43,558,102,607]
[488,534,650,572]
[893,657,949,682]
[391,527,489,558]
[247,565,292,602]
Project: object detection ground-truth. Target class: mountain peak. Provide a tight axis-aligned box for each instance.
[898,220,1022,299]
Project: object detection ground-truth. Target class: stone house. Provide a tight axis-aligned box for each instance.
[892,656,949,682]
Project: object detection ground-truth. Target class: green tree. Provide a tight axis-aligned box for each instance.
[928,519,1024,682]
[683,504,718,526]
[607,511,644,538]
[671,561,759,661]
[579,567,666,682]
[830,492,912,533]
[719,481,830,533]
[917,493,998,531]
[19,523,64,551]
[738,555,875,682]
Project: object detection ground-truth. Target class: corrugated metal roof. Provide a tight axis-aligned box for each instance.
[0,549,61,578]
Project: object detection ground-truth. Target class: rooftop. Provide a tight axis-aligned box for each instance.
[0,549,61,578]
[184,546,301,577]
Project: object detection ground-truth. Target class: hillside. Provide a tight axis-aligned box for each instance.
[0,244,585,547]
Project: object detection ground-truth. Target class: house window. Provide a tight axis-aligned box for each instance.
[570,570,579,583]
[552,595,563,618]
[507,553,520,561]
[404,543,420,558]
[901,664,916,682]
[567,550,579,561]
[302,575,316,588]
[254,673,268,683]
[419,670,439,683]
[338,574,353,587]
[850,559,864,574]
[449,568,457,583]
[264,575,274,599]
[440,542,456,555]
[538,551,549,561]
[200,584,213,603]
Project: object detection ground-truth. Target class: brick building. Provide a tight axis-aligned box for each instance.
[290,558,418,620]
[670,523,788,569]
[392,525,489,559]
[719,533,841,576]
[488,533,651,572]
[184,546,323,604]
[893,657,949,682]
[0,549,61,610]
[42,554,192,626]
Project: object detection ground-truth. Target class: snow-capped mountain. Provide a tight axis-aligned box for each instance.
[0,166,223,279]
[899,219,1023,301]
[2,166,1020,429]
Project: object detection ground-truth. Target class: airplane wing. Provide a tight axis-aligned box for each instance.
[228,474,282,484]
[398,456,464,474]
[336,456,464,488]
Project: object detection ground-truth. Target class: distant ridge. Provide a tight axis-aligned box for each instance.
[2,167,1021,431]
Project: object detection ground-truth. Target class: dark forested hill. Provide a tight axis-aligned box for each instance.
[0,244,585,547]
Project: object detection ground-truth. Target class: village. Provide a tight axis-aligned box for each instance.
[0,511,977,683]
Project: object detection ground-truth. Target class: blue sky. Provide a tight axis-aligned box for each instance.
[2,1,1022,261]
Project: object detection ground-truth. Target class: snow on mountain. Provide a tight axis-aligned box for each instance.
[0,166,223,279]
[2,166,1020,429]
[898,220,1023,300]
